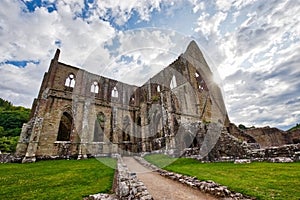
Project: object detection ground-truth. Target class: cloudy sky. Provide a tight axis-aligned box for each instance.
[0,0,299,130]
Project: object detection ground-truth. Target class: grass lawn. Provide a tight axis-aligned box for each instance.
[0,158,116,200]
[145,154,300,200]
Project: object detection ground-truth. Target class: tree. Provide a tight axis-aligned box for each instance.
[0,136,19,153]
[0,126,5,137]
[0,97,30,152]
[238,124,247,130]
[0,98,13,110]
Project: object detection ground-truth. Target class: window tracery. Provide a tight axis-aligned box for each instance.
[65,74,75,88]
[91,81,99,93]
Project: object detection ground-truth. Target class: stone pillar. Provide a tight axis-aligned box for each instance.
[78,99,91,159]
[22,117,44,163]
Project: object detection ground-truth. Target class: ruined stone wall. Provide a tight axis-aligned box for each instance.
[244,127,290,148]
[228,123,257,143]
[183,125,300,162]
[17,41,228,162]
[289,129,300,144]
[227,123,300,148]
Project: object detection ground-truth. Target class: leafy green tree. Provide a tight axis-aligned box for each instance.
[238,124,247,130]
[0,97,30,152]
[0,126,5,137]
[0,136,19,153]
[0,98,13,110]
[0,110,30,131]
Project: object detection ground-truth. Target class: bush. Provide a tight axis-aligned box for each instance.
[238,124,247,130]
[0,136,19,153]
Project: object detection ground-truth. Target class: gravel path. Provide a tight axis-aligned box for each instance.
[123,157,217,200]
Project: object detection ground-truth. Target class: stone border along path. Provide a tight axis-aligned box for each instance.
[133,156,255,200]
[123,156,217,200]
[84,155,255,200]
[85,155,153,200]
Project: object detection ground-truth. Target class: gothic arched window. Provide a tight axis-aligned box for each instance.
[111,86,118,98]
[91,81,99,93]
[170,75,177,89]
[65,74,75,88]
[57,112,73,141]
[157,85,161,92]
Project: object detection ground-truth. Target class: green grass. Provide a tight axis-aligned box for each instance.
[0,158,116,200]
[144,154,300,200]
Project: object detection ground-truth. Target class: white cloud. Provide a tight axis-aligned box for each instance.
[215,0,234,12]
[93,28,193,86]
[195,11,228,38]
[0,0,116,107]
[192,0,300,129]
[0,0,299,130]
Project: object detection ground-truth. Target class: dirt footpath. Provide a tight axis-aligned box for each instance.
[123,157,217,200]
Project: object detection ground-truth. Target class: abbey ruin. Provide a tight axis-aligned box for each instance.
[15,41,300,163]
[15,41,229,162]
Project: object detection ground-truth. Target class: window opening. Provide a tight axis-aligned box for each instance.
[170,75,177,89]
[91,81,99,93]
[65,74,75,88]
[112,86,118,98]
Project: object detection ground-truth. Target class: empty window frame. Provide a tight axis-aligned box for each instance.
[65,74,75,88]
[91,81,99,93]
[170,75,177,89]
[111,86,118,98]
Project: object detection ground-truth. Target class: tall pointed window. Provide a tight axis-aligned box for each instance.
[91,81,99,93]
[170,75,177,89]
[111,86,118,98]
[65,74,75,88]
[157,85,161,92]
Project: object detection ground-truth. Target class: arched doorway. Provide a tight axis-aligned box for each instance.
[56,112,73,141]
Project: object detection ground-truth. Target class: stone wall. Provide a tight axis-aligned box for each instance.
[249,143,300,162]
[183,129,252,161]
[0,153,22,163]
[83,155,154,200]
[183,128,300,162]
[244,127,290,148]
[114,155,153,200]
[228,123,300,148]
[17,41,229,162]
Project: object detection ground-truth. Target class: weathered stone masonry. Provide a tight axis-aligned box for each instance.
[15,41,229,162]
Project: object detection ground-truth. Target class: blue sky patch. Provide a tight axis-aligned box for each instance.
[55,39,61,48]
[21,0,57,13]
[0,60,40,68]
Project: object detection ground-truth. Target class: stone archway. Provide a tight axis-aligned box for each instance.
[56,111,73,158]
[57,112,73,141]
